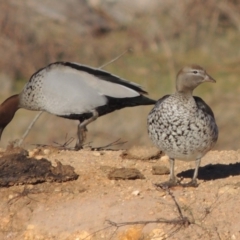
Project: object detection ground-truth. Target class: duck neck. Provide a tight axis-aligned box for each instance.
[175,90,193,99]
[0,94,20,138]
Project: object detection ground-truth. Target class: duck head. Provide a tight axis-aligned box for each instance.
[176,65,216,95]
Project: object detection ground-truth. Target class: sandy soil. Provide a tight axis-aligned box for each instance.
[0,146,240,240]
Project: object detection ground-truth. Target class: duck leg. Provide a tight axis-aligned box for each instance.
[182,158,201,187]
[75,110,99,150]
[75,126,88,150]
[156,158,180,188]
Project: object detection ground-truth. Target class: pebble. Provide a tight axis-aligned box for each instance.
[152,165,170,175]
[110,180,115,185]
[157,190,166,197]
[43,149,50,155]
[8,194,14,199]
[54,187,62,192]
[68,231,92,240]
[160,155,169,162]
[148,228,167,240]
[28,149,40,158]
[100,165,114,174]
[231,234,236,240]
[132,190,140,196]
[28,152,34,158]
[23,230,45,240]
[121,146,162,160]
[108,167,145,180]
[93,152,103,157]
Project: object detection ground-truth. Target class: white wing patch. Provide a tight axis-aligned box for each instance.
[61,66,140,98]
[20,63,141,116]
[40,65,140,115]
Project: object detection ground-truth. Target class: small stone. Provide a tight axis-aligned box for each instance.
[54,187,62,192]
[152,165,170,175]
[132,190,140,196]
[157,191,166,197]
[110,180,115,185]
[66,231,92,240]
[43,149,50,155]
[28,151,35,158]
[231,234,236,240]
[28,149,40,158]
[26,184,34,190]
[93,152,103,156]
[148,228,167,240]
[8,194,14,199]
[160,155,169,162]
[100,166,114,174]
[121,146,162,160]
[108,167,145,180]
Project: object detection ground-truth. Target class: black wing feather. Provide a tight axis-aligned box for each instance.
[193,96,215,119]
[62,62,148,94]
[29,62,148,94]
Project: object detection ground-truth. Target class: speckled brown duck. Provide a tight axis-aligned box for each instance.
[148,65,218,187]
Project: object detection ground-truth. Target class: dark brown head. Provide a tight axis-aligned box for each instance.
[176,65,216,95]
[0,95,20,139]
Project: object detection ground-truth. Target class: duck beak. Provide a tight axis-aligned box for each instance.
[204,73,216,83]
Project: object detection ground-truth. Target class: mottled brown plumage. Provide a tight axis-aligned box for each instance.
[148,65,218,187]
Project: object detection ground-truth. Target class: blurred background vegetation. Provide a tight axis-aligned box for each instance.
[0,0,240,150]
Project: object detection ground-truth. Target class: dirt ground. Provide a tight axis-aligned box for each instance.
[0,145,240,240]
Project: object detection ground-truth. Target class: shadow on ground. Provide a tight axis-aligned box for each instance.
[178,162,240,181]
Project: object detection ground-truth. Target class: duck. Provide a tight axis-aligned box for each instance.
[147,65,218,187]
[0,61,156,150]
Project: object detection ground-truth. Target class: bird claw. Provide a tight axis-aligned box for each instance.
[180,179,198,188]
[74,144,83,151]
[154,178,199,189]
[154,178,181,189]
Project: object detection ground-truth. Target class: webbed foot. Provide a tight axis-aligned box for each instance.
[181,179,198,188]
[154,178,181,189]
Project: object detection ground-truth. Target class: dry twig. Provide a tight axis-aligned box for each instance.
[91,138,127,151]
[83,187,191,240]
[8,185,41,205]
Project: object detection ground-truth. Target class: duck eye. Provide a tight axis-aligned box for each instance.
[193,70,198,74]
